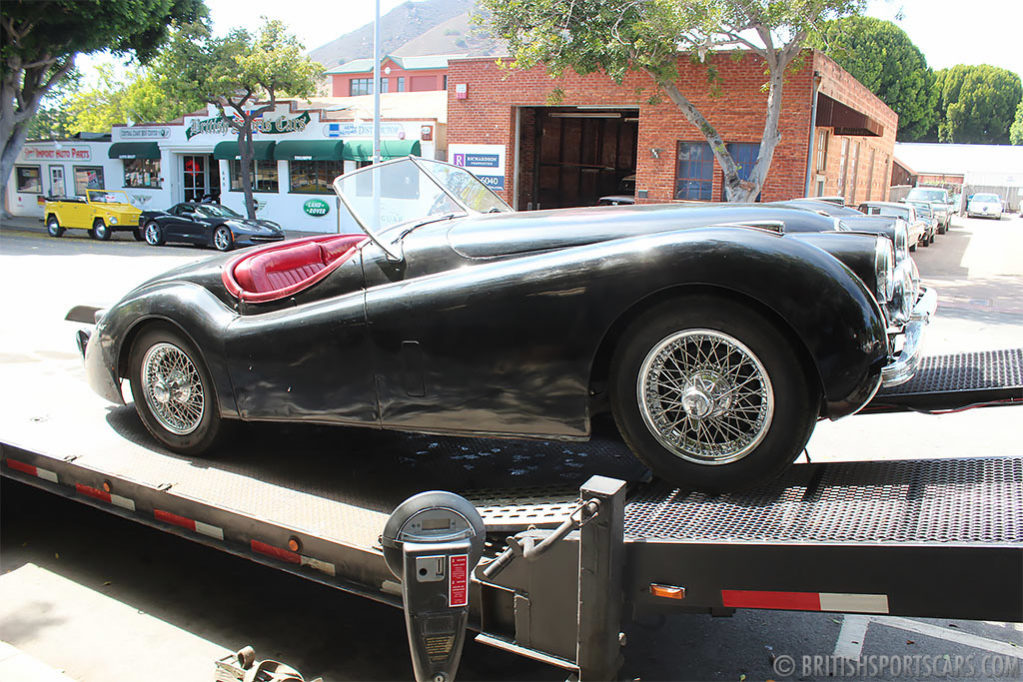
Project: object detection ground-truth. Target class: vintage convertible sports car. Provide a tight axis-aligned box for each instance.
[75,158,935,492]
[139,202,285,251]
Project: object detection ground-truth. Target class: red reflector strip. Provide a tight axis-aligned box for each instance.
[77,483,111,503]
[722,590,889,614]
[155,509,196,531]
[5,458,58,483]
[251,539,301,564]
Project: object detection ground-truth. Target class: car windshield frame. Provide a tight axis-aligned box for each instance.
[333,156,512,261]
[196,204,243,219]
[86,189,133,205]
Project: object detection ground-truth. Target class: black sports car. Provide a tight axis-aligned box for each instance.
[76,158,935,492]
[138,202,285,251]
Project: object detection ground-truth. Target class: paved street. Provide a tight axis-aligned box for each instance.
[1,213,1022,681]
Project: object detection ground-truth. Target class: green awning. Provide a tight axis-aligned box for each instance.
[213,141,276,160]
[108,142,160,159]
[342,139,422,162]
[274,140,344,161]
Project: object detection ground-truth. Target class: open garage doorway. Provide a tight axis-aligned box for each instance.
[516,107,638,210]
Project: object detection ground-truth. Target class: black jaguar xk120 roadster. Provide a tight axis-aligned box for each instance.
[76,157,935,491]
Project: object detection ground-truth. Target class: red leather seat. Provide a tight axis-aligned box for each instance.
[223,235,368,303]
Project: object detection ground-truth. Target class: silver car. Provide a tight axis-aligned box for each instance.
[967,193,1003,219]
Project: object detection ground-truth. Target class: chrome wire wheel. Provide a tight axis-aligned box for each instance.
[140,342,205,436]
[637,329,774,465]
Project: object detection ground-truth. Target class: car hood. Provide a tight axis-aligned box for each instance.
[445,203,825,258]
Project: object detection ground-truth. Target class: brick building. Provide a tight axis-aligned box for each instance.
[326,54,464,98]
[445,50,897,210]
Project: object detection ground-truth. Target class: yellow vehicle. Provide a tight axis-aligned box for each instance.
[45,190,144,241]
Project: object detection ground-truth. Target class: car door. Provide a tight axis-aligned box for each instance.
[164,204,195,242]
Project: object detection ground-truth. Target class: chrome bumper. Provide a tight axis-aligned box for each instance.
[881,286,937,387]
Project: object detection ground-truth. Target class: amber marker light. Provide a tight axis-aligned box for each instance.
[287,536,301,553]
[102,480,112,493]
[650,584,686,600]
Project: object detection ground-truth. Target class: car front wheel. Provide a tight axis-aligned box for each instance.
[610,296,819,492]
[213,225,234,252]
[90,219,111,241]
[46,215,65,238]
[128,324,223,454]
[144,221,165,246]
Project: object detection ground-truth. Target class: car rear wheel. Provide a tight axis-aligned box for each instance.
[128,324,223,454]
[90,219,111,241]
[213,225,234,252]
[609,296,819,492]
[144,221,165,246]
[46,215,65,238]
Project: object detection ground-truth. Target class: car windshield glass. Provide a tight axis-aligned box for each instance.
[866,205,910,219]
[907,188,946,202]
[333,157,512,245]
[973,194,999,202]
[86,190,131,204]
[910,203,932,216]
[197,205,242,218]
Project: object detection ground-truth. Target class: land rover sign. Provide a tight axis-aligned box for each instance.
[303,198,330,217]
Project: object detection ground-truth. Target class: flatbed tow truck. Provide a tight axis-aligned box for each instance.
[3,346,1022,680]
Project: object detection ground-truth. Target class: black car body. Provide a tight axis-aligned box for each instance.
[78,158,935,492]
[139,202,285,251]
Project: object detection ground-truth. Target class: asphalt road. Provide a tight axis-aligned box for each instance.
[1,214,1022,681]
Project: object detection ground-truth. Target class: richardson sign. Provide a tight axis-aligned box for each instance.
[23,146,91,161]
[186,111,312,139]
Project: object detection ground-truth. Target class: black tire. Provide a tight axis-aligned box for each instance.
[90,219,111,241]
[609,296,819,493]
[144,221,165,246]
[213,225,234,252]
[128,324,224,455]
[132,227,145,241]
[46,215,65,238]
[922,232,931,247]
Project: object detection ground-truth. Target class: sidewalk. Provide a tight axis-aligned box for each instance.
[0,641,77,682]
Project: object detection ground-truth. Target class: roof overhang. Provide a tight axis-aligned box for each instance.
[816,93,884,137]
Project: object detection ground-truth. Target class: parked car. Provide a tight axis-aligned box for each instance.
[967,193,1003,219]
[139,203,285,251]
[45,190,143,241]
[905,187,952,233]
[597,174,636,206]
[905,201,938,245]
[76,157,934,493]
[773,199,914,263]
[858,201,928,250]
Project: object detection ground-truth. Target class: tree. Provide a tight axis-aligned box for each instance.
[159,19,321,218]
[934,65,1022,144]
[1011,100,1023,146]
[815,17,937,141]
[478,0,864,202]
[1,0,205,213]
[24,69,81,141]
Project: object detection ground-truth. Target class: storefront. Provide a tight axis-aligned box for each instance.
[4,136,119,218]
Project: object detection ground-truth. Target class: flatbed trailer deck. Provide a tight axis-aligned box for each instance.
[3,347,1022,679]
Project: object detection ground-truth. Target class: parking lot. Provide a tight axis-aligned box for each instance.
[1,213,1022,681]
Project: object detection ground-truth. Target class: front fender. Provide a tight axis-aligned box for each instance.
[90,281,240,418]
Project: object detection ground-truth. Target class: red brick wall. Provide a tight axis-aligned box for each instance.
[447,49,897,207]
[330,58,448,96]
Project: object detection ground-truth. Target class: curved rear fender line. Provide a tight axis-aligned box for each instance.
[106,282,240,419]
[586,229,888,420]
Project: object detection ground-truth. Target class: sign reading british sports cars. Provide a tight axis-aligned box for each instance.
[186,112,312,139]
[303,198,330,217]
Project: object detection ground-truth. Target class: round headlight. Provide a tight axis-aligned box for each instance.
[874,236,895,303]
[110,216,118,225]
[893,219,910,263]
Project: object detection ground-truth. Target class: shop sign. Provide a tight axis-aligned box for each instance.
[120,127,169,139]
[324,122,407,139]
[23,146,91,161]
[303,198,330,217]
[186,111,311,139]
[450,143,506,191]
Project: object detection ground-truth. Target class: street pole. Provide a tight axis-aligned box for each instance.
[373,0,381,165]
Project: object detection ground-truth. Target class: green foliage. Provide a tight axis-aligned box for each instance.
[1011,100,1023,145]
[25,70,81,140]
[815,17,937,141]
[934,65,1022,144]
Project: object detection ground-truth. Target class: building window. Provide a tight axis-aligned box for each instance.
[350,78,372,96]
[396,77,405,92]
[837,138,849,198]
[73,166,105,195]
[379,78,389,94]
[723,142,761,201]
[442,75,448,90]
[289,160,344,194]
[229,160,279,193]
[674,141,714,201]
[815,129,829,173]
[123,158,161,189]
[15,165,41,193]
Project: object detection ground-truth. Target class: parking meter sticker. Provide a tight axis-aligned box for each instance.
[449,554,468,607]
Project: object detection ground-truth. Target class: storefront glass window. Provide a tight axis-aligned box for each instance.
[289,160,344,194]
[723,142,761,201]
[123,158,161,188]
[674,142,713,201]
[229,160,279,192]
[15,166,41,193]
[73,166,105,196]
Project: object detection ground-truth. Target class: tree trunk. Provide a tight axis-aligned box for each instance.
[238,121,257,219]
[742,63,788,203]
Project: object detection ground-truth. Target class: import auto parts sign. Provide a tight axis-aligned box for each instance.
[303,198,330,217]
[23,146,91,161]
[449,144,506,191]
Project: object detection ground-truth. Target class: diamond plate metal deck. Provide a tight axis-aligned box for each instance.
[624,457,1023,544]
[871,348,1023,411]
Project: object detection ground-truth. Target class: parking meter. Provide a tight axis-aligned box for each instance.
[382,491,485,682]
